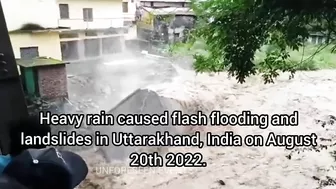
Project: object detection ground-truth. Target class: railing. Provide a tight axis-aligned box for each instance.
[58,17,128,30]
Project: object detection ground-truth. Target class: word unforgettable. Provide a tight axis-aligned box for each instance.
[39,110,299,129]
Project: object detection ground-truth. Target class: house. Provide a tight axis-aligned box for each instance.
[57,0,128,61]
[307,32,331,45]
[2,0,64,61]
[3,0,128,63]
[16,57,69,101]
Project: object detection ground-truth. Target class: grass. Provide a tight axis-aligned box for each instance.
[255,44,336,71]
[170,41,336,71]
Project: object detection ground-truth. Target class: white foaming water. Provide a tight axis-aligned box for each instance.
[103,59,137,66]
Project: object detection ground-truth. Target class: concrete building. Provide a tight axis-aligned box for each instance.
[57,0,129,61]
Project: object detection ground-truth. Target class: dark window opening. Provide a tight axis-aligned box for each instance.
[122,2,128,13]
[59,4,69,19]
[83,8,93,22]
[20,47,39,59]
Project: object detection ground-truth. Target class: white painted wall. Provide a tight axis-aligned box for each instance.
[125,25,137,40]
[57,0,124,29]
[2,0,59,31]
[123,0,137,21]
[10,32,62,60]
[140,1,187,7]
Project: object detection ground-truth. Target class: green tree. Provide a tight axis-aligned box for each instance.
[191,0,336,83]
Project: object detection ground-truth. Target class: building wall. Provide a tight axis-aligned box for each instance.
[57,0,124,29]
[123,0,137,21]
[2,0,59,31]
[37,65,68,100]
[9,32,62,60]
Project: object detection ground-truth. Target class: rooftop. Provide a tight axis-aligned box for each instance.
[16,57,68,68]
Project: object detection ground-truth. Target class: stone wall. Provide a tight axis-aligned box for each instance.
[37,64,68,100]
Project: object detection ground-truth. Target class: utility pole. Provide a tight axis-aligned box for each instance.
[0,1,28,154]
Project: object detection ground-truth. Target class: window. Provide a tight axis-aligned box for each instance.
[85,31,98,36]
[59,4,69,19]
[20,47,39,60]
[122,2,128,13]
[83,8,93,22]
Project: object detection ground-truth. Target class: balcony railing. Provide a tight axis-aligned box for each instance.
[58,17,128,30]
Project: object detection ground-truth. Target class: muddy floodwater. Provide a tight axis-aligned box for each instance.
[63,54,336,189]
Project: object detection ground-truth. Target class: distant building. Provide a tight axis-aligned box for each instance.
[121,0,193,50]
[308,32,329,45]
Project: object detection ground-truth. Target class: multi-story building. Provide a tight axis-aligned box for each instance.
[3,0,129,63]
[136,6,195,44]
